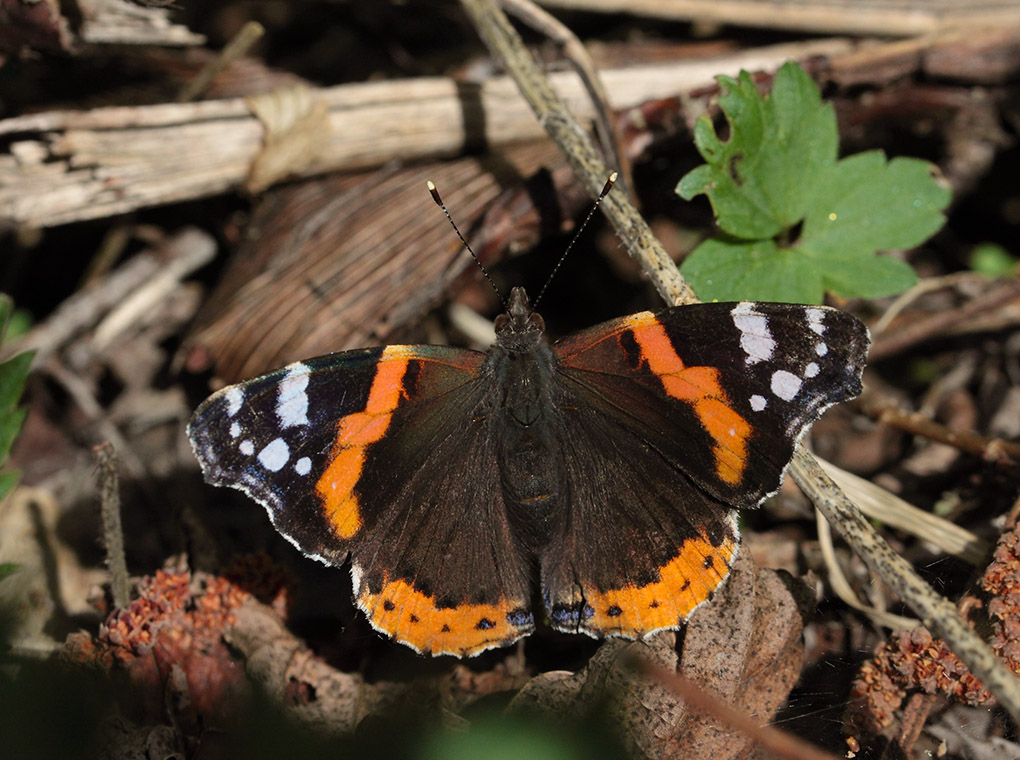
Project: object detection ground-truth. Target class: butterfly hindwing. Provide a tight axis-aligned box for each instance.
[540,394,740,637]
[188,344,535,656]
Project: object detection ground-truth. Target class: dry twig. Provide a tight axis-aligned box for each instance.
[869,279,1020,361]
[869,407,1020,474]
[9,228,216,367]
[460,0,696,306]
[499,0,633,196]
[94,442,130,610]
[643,662,843,760]
[176,21,266,103]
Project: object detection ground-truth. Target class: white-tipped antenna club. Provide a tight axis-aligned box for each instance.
[534,172,617,307]
[428,180,503,303]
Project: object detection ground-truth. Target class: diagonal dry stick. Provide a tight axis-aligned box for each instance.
[498,0,634,198]
[463,1,697,307]
[457,0,1020,726]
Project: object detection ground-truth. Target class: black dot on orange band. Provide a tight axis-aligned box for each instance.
[441,624,450,632]
[476,618,495,630]
[383,600,395,611]
[607,605,622,617]
[649,599,660,608]
[409,614,419,623]
[680,579,691,592]
[703,555,715,569]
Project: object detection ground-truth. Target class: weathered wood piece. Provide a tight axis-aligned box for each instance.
[0,38,850,228]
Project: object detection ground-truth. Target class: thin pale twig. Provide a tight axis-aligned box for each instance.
[869,279,1020,361]
[498,0,634,199]
[815,508,920,630]
[871,406,1020,473]
[817,458,989,566]
[176,21,265,103]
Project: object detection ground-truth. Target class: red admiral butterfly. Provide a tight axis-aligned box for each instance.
[189,257,868,656]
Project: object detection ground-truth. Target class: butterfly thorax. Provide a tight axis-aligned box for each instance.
[488,288,565,535]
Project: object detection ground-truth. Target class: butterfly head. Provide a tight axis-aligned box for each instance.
[495,287,546,354]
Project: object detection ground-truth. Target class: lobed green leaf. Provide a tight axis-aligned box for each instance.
[676,62,949,303]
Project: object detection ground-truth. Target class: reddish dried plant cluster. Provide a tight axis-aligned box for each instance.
[850,520,1020,732]
[981,525,1020,676]
[63,555,291,729]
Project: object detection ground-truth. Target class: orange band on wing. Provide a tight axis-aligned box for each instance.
[315,346,412,539]
[624,314,751,485]
[358,577,533,657]
[583,533,738,637]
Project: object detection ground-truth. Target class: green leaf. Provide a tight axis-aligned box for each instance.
[0,295,12,338]
[676,62,950,303]
[0,470,18,501]
[677,62,838,240]
[799,153,951,257]
[680,237,824,303]
[5,310,31,341]
[0,407,26,467]
[969,243,1018,278]
[815,252,919,299]
[419,714,586,760]
[0,351,32,414]
[0,294,33,496]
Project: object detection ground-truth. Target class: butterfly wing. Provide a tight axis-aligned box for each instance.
[541,400,740,637]
[541,302,868,637]
[188,345,534,656]
[553,301,869,508]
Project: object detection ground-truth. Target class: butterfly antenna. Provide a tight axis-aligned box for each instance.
[534,172,617,308]
[428,180,503,304]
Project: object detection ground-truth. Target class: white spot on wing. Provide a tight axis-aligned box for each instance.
[350,563,364,593]
[816,342,828,357]
[731,302,775,365]
[806,308,826,336]
[258,438,290,472]
[224,387,244,417]
[295,457,312,475]
[750,394,767,412]
[239,440,255,456]
[277,363,310,428]
[229,422,241,438]
[805,362,820,378]
[771,370,802,401]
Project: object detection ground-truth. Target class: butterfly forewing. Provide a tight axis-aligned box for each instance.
[188,344,536,656]
[553,301,869,509]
